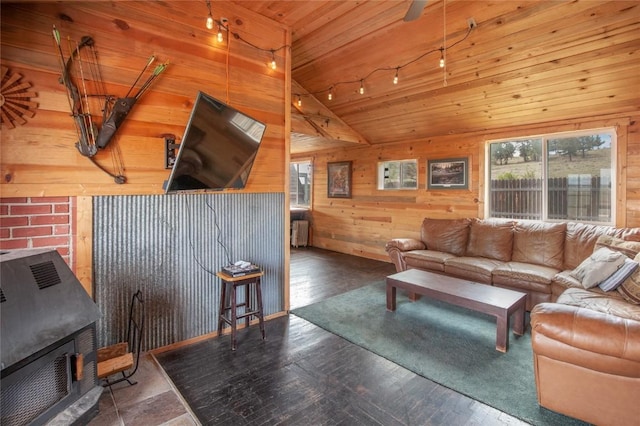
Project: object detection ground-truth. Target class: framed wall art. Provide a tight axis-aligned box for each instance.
[327,161,352,198]
[427,157,469,190]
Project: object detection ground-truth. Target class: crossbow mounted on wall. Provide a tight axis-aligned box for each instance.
[52,26,168,184]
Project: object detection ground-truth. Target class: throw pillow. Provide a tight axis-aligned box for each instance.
[570,247,626,289]
[598,258,639,292]
[594,235,640,259]
[618,252,640,304]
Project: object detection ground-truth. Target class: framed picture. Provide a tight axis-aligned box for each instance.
[327,161,352,198]
[427,157,469,190]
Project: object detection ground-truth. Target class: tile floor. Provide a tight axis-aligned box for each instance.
[88,353,198,426]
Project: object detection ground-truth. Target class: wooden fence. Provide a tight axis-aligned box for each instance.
[490,177,610,222]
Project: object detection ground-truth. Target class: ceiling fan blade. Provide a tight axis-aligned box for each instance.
[403,0,428,22]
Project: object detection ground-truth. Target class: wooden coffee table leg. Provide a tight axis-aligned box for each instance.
[513,300,525,336]
[386,281,397,311]
[496,313,509,353]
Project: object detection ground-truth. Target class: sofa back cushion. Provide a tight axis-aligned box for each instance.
[564,223,640,270]
[512,221,566,269]
[421,218,471,256]
[465,219,514,261]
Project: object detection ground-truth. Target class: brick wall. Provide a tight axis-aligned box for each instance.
[0,197,76,270]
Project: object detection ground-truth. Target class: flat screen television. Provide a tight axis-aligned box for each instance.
[164,91,266,193]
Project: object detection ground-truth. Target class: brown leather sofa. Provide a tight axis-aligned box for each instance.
[386,217,640,424]
[531,300,640,426]
[385,217,640,310]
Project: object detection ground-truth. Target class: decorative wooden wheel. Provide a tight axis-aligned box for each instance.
[1,66,38,129]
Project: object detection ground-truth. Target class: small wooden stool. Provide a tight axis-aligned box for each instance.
[216,271,265,350]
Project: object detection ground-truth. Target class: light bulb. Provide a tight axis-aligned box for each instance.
[217,29,223,43]
[393,69,399,85]
[439,48,445,68]
[328,90,333,101]
[359,80,364,95]
[297,96,302,107]
[439,57,445,68]
[206,15,214,30]
[270,51,276,70]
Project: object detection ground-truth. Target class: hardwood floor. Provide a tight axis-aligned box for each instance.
[90,247,530,425]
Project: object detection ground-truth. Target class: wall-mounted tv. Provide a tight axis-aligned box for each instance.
[164,91,266,193]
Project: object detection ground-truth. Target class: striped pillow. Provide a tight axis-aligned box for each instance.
[598,258,639,292]
[618,252,640,304]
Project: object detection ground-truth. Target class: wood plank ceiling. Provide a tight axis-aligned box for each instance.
[234,0,640,154]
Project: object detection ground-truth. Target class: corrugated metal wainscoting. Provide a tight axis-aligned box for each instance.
[93,192,285,350]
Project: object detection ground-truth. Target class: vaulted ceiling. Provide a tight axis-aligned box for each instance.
[235,0,640,154]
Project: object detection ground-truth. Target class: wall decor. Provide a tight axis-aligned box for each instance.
[427,157,468,189]
[327,161,352,198]
[1,66,37,129]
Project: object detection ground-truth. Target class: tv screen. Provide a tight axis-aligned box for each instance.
[164,91,266,193]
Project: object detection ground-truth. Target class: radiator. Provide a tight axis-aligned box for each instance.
[291,220,309,247]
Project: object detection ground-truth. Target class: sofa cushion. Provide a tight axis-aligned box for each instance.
[570,247,626,289]
[465,220,514,262]
[594,235,640,259]
[557,288,640,322]
[444,256,504,284]
[512,221,566,270]
[492,262,558,294]
[404,250,457,273]
[564,222,640,270]
[420,218,471,256]
[618,253,640,304]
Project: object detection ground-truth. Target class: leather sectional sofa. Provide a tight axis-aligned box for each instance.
[385,217,640,425]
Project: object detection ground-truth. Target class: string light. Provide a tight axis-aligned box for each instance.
[291,19,474,104]
[217,25,224,42]
[270,50,277,70]
[297,95,302,107]
[205,0,214,30]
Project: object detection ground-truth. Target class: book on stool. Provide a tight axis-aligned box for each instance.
[221,260,261,277]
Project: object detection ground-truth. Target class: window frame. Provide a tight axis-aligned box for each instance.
[377,159,419,190]
[290,159,313,209]
[484,127,616,225]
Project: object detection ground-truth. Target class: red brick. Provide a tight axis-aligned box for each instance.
[54,225,71,235]
[0,216,29,227]
[54,204,70,214]
[32,236,69,247]
[0,239,29,249]
[0,197,28,203]
[13,226,53,237]
[11,205,51,215]
[0,229,10,238]
[30,197,69,204]
[31,215,69,226]
[57,247,70,256]
[0,205,8,215]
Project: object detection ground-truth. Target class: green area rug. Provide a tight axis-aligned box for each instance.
[292,281,587,426]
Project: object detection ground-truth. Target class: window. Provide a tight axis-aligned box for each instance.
[487,129,615,224]
[378,159,418,190]
[290,161,312,207]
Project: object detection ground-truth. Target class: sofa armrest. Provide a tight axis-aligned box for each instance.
[385,238,425,272]
[385,238,425,252]
[531,303,640,376]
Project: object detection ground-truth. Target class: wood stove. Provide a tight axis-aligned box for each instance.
[1,249,103,426]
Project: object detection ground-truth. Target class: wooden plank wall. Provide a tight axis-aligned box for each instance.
[0,1,288,197]
[294,114,640,262]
